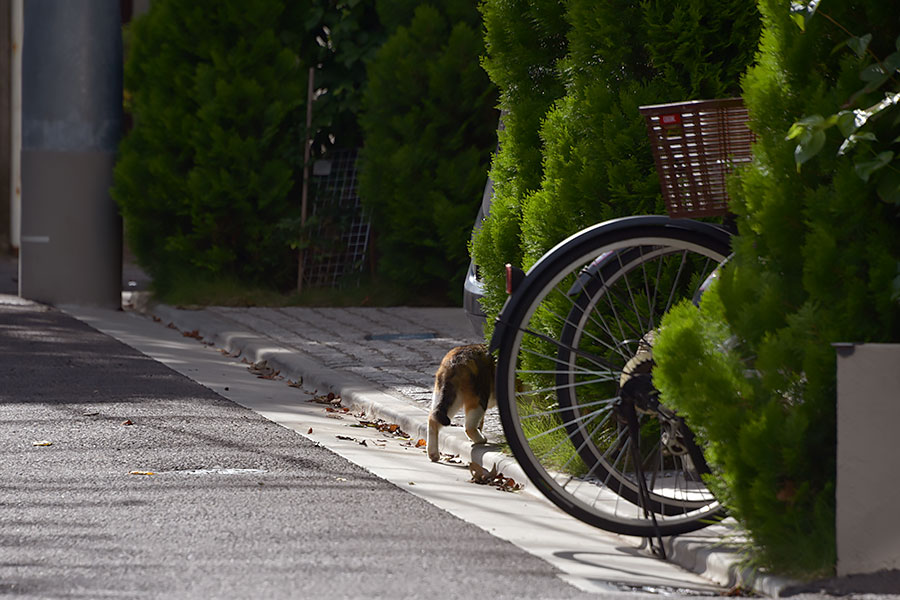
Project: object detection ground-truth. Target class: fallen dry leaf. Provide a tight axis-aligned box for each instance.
[247,360,281,380]
[121,420,134,426]
[307,427,313,434]
[469,462,522,492]
[469,462,496,483]
[309,392,341,406]
[182,329,202,339]
[355,419,409,438]
[724,586,750,597]
[129,471,155,476]
[415,439,426,448]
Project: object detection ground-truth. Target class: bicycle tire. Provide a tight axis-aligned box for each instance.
[492,216,730,537]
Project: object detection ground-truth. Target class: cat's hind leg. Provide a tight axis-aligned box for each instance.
[427,382,461,462]
[464,405,487,445]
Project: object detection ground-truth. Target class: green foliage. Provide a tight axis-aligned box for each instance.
[471,0,570,329]
[113,0,309,293]
[472,0,760,334]
[654,0,900,577]
[358,1,497,300]
[303,0,385,151]
[114,1,389,295]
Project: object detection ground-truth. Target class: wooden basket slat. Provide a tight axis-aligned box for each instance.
[639,97,753,218]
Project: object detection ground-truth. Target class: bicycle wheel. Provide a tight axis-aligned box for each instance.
[492,216,730,537]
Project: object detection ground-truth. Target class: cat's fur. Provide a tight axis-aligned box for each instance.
[427,344,496,462]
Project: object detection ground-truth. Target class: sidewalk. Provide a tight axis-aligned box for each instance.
[123,293,794,597]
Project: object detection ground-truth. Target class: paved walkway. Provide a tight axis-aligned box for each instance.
[199,305,499,435]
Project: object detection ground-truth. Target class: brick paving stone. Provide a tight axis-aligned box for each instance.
[177,305,496,440]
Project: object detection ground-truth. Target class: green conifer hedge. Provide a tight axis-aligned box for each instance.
[114,0,311,293]
[470,0,569,327]
[114,1,387,296]
[653,0,900,576]
[471,0,759,333]
[358,1,497,300]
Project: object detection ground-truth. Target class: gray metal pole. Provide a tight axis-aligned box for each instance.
[20,0,122,307]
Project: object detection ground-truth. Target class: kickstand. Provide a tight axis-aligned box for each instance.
[621,400,667,560]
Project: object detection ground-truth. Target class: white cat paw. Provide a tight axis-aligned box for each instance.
[468,433,488,445]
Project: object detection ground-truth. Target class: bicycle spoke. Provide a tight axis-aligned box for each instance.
[517,396,618,422]
[516,338,618,379]
[547,284,633,363]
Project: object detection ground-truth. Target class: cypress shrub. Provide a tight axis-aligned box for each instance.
[115,1,387,296]
[114,0,309,294]
[471,0,569,328]
[472,0,760,331]
[304,0,385,152]
[653,0,900,576]
[522,0,760,265]
[358,1,497,301]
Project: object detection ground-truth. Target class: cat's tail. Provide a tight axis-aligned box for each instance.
[431,409,451,427]
[428,385,453,462]
[430,377,456,426]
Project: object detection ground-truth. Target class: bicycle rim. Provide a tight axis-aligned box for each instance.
[496,221,729,537]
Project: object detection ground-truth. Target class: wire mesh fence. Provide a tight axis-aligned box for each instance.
[301,148,371,288]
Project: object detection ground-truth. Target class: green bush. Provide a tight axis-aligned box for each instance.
[114,1,388,296]
[303,0,385,152]
[472,0,760,333]
[471,0,570,327]
[653,0,900,576]
[358,1,497,300]
[114,0,310,293]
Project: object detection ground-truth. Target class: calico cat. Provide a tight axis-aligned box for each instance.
[426,344,496,462]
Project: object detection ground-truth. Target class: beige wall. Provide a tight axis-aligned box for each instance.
[836,343,900,576]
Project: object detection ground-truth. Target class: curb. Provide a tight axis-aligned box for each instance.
[139,300,798,597]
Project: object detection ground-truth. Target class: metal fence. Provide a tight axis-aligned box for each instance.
[301,148,371,288]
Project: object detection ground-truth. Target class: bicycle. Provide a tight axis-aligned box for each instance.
[488,98,752,543]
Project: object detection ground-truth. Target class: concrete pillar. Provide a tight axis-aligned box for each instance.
[0,1,10,251]
[20,0,122,307]
[835,343,900,576]
[9,0,20,251]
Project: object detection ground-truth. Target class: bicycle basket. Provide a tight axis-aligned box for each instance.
[640,97,753,218]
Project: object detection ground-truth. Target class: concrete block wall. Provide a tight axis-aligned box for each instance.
[836,343,900,576]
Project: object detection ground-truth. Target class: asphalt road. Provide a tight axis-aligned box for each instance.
[0,301,603,600]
